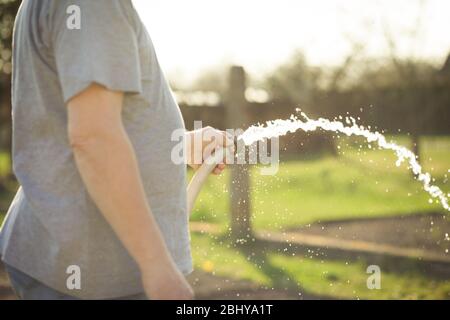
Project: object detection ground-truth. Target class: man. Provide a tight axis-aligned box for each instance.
[0,0,230,299]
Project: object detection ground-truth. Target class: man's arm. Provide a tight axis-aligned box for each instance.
[67,84,193,300]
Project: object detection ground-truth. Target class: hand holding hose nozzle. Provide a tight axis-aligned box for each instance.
[185,126,235,214]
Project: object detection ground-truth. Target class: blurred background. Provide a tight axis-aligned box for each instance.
[1,0,449,299]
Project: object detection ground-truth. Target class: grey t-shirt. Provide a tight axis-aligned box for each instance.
[0,0,191,299]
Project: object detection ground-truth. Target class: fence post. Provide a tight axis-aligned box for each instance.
[226,66,252,240]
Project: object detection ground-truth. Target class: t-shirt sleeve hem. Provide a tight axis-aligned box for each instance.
[62,78,143,104]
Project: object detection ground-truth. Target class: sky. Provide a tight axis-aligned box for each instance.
[132,0,450,84]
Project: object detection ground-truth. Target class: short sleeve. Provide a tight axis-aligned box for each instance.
[50,0,142,103]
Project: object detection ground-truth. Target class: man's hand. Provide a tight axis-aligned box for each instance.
[185,126,234,175]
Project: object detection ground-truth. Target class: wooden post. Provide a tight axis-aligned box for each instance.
[226,66,252,240]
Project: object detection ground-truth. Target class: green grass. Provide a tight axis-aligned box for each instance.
[192,232,450,300]
[0,152,10,177]
[190,135,449,230]
[189,135,450,299]
[0,152,16,222]
[0,135,449,299]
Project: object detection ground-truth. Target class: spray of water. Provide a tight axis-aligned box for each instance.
[238,111,450,212]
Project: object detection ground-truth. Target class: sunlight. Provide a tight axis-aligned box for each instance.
[132,0,450,84]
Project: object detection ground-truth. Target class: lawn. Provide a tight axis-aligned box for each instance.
[190,135,449,230]
[191,232,450,300]
[0,152,14,221]
[2,135,448,224]
[187,135,450,299]
[0,135,449,300]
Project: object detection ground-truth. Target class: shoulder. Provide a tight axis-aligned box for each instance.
[46,0,139,38]
[46,0,135,24]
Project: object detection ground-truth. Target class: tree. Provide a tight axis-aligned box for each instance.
[380,0,433,162]
[439,53,450,78]
[264,51,322,111]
